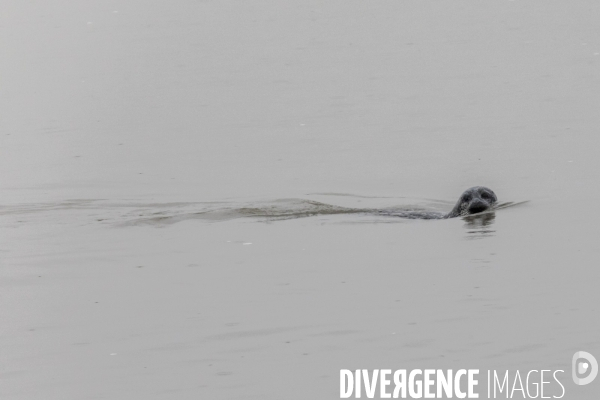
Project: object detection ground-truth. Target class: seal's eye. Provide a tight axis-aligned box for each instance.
[462,194,471,202]
[481,192,490,200]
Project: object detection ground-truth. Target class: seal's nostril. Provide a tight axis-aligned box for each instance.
[468,200,488,214]
[469,205,487,214]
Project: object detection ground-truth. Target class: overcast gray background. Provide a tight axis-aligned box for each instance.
[1,1,599,399]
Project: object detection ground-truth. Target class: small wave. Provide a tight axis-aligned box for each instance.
[0,197,529,227]
[122,199,366,226]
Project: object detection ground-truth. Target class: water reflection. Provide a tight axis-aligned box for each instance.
[463,212,496,240]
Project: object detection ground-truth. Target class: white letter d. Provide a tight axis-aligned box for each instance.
[341,370,354,398]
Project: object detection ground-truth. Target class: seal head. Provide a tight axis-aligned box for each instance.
[446,186,497,218]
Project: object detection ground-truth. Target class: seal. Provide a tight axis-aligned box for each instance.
[373,186,497,219]
[444,186,497,218]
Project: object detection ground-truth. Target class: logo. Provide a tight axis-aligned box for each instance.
[339,352,597,398]
[572,351,598,385]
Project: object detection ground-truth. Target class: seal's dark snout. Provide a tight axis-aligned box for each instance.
[468,199,489,214]
[446,186,497,219]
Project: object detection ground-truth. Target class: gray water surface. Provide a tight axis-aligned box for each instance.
[1,1,600,399]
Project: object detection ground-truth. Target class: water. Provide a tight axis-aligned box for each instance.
[1,1,600,399]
